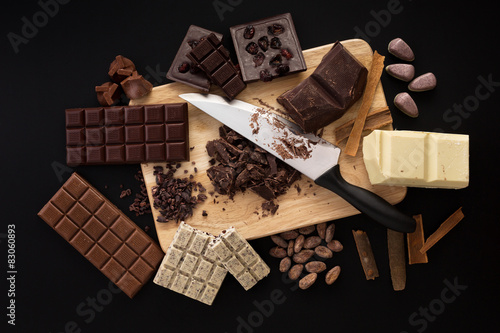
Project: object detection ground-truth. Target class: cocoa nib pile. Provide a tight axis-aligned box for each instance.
[152,164,207,223]
[128,170,152,216]
[206,125,301,213]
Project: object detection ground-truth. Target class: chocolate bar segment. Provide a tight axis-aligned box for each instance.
[37,173,164,298]
[65,103,189,165]
[230,13,307,82]
[166,25,224,92]
[210,227,270,290]
[277,41,368,133]
[187,33,246,100]
[153,222,227,305]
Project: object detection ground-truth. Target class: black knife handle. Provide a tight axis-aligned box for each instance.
[315,164,416,233]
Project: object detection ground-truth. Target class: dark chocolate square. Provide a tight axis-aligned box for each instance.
[66,109,85,127]
[165,123,186,141]
[146,143,165,160]
[166,142,188,161]
[165,103,187,122]
[86,128,104,145]
[145,124,165,142]
[105,126,125,144]
[124,106,144,124]
[229,13,307,82]
[125,125,145,143]
[66,128,85,146]
[105,145,125,163]
[144,105,164,123]
[86,146,105,164]
[104,108,124,125]
[85,108,104,126]
[125,144,145,162]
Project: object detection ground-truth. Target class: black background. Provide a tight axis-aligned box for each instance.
[1,0,499,332]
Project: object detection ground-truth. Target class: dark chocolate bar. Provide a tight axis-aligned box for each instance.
[277,42,368,133]
[65,103,189,166]
[166,25,224,92]
[229,13,307,82]
[187,33,246,100]
[38,173,164,298]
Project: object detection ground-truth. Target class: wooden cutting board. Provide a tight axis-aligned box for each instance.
[130,39,406,252]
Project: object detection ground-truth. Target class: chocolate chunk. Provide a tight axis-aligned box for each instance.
[408,72,437,92]
[388,38,415,61]
[95,82,122,107]
[394,92,419,117]
[108,55,136,82]
[166,25,224,92]
[187,34,246,100]
[230,13,306,82]
[277,41,368,133]
[120,71,153,100]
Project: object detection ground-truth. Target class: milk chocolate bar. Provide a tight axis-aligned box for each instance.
[37,173,164,298]
[187,33,246,100]
[277,41,368,133]
[65,103,189,166]
[210,227,270,290]
[230,13,307,82]
[153,222,227,305]
[166,25,224,91]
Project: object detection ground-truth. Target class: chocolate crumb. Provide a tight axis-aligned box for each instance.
[128,169,151,216]
[144,225,150,232]
[202,210,208,216]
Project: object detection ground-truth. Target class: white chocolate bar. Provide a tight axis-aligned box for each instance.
[153,222,227,305]
[363,130,469,189]
[210,227,270,290]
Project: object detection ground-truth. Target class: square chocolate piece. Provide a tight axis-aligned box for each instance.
[230,13,307,82]
[166,25,224,92]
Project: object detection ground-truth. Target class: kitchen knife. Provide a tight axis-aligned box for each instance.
[180,93,416,233]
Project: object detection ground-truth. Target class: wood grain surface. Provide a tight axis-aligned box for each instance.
[130,39,407,252]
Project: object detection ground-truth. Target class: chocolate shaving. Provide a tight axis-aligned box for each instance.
[407,214,428,264]
[387,229,406,291]
[352,230,379,280]
[420,207,464,254]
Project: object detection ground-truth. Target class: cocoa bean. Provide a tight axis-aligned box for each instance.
[316,222,327,239]
[305,261,327,273]
[269,246,287,258]
[294,234,304,253]
[298,225,315,235]
[280,230,299,240]
[288,264,303,280]
[325,265,341,285]
[287,240,294,257]
[327,240,343,252]
[315,245,333,259]
[293,249,314,263]
[303,236,321,249]
[299,273,317,290]
[279,257,292,272]
[325,223,336,243]
[271,235,288,248]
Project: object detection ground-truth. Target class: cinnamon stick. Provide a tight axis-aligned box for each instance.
[420,207,464,253]
[387,229,406,291]
[407,214,428,264]
[344,51,385,156]
[334,106,392,145]
[352,230,379,280]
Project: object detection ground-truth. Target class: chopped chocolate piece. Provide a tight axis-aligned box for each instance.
[108,55,136,82]
[277,41,368,133]
[128,169,152,216]
[95,82,122,107]
[230,13,306,82]
[187,34,246,100]
[206,125,300,209]
[120,71,153,100]
[166,25,224,92]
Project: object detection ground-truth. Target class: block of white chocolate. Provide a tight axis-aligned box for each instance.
[362,130,469,189]
[153,222,227,305]
[210,227,270,290]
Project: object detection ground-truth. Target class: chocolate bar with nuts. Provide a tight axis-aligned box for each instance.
[37,173,164,298]
[153,222,227,305]
[210,227,270,290]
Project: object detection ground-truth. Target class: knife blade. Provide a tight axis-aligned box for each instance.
[180,93,416,233]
